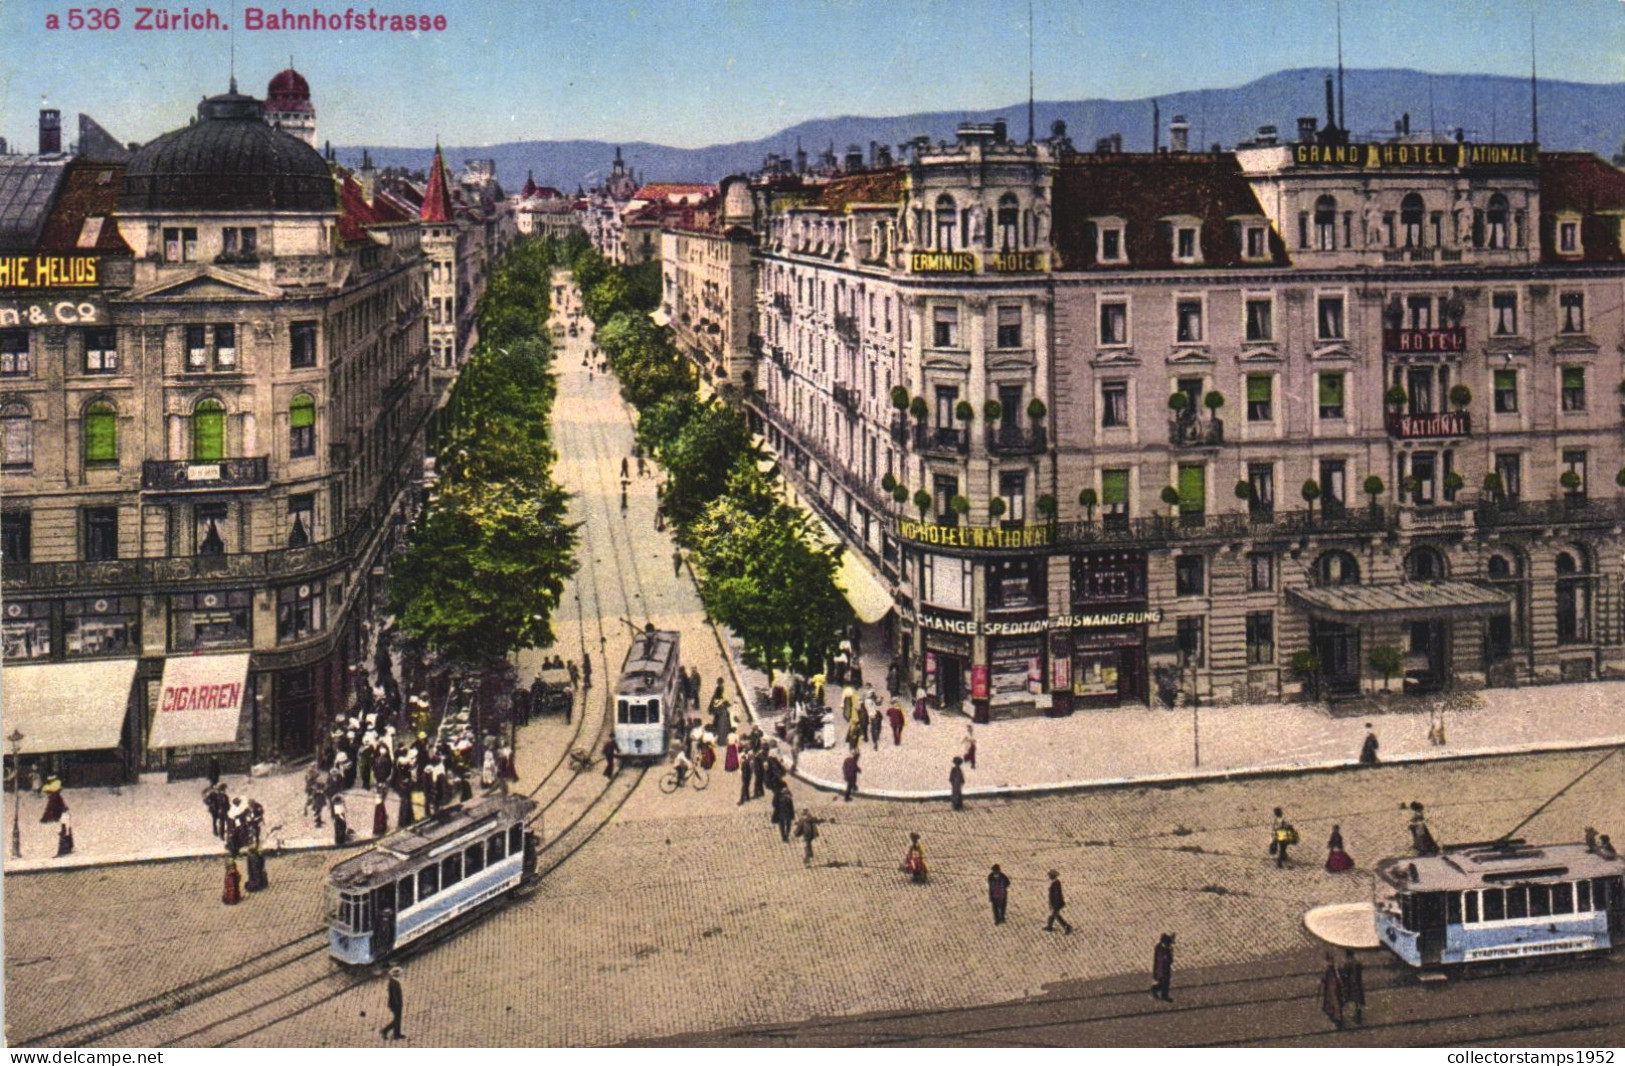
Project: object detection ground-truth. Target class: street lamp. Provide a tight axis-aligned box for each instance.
[8,728,23,858]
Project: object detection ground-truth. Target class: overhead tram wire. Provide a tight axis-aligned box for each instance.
[1498,743,1622,843]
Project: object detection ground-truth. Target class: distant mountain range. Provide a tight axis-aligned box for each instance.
[339,68,1625,195]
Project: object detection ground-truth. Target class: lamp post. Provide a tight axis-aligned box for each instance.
[8,728,23,859]
[1179,650,1200,769]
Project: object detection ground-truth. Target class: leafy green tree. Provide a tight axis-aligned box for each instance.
[1369,644,1404,691]
[662,401,758,533]
[635,392,702,459]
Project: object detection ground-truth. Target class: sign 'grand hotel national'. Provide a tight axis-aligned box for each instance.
[1292,143,1536,169]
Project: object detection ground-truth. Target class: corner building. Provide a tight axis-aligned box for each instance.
[742,121,1625,719]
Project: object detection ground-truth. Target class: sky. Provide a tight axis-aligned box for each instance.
[1,0,1621,151]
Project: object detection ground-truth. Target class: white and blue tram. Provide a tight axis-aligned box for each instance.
[614,627,680,759]
[1374,840,1625,969]
[326,795,538,966]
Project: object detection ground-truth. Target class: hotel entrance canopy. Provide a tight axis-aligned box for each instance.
[1288,582,1511,624]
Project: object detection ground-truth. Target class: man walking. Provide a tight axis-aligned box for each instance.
[379,966,404,1040]
[868,705,883,750]
[772,786,795,843]
[949,757,966,811]
[1045,870,1073,934]
[602,736,619,779]
[672,550,683,579]
[1359,723,1380,764]
[841,750,860,802]
[793,809,819,865]
[987,864,1010,925]
[738,749,754,805]
[886,701,905,746]
[1151,933,1175,1001]
[1338,949,1365,1024]
[1272,807,1293,868]
[1320,953,1345,1028]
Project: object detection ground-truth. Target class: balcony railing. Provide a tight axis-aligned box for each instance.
[832,383,860,416]
[771,293,791,317]
[890,417,910,447]
[914,425,969,457]
[1168,416,1224,448]
[833,313,860,346]
[1386,410,1470,439]
[986,425,1047,455]
[895,505,1400,553]
[142,456,270,492]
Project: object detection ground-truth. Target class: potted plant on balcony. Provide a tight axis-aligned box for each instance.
[891,385,910,413]
[983,399,1003,422]
[909,396,928,422]
[948,494,971,525]
[892,484,909,505]
[1403,475,1423,503]
[1027,397,1047,424]
[988,497,1007,522]
[913,489,933,519]
[1443,470,1465,502]
[1363,475,1385,517]
[1160,485,1181,518]
[1448,384,1472,410]
[1167,391,1190,417]
[1203,391,1225,443]
[955,400,974,424]
[1301,478,1322,524]
[881,472,897,494]
[1036,494,1057,522]
[1078,487,1097,524]
[1560,470,1583,508]
[1482,471,1505,504]
[1385,385,1407,410]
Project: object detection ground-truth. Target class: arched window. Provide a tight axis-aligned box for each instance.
[192,399,225,462]
[1486,554,1514,580]
[83,400,117,464]
[1315,549,1360,586]
[1,402,32,469]
[1404,545,1446,581]
[290,394,316,458]
[1556,549,1590,644]
[998,193,1020,251]
[1314,195,1338,250]
[1486,193,1509,250]
[934,194,957,250]
[1400,193,1425,248]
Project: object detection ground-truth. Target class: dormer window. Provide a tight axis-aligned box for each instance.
[221,226,258,261]
[1164,215,1203,263]
[1555,213,1582,257]
[1245,226,1267,259]
[1092,217,1126,263]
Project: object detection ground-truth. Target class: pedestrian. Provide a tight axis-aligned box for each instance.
[222,857,243,905]
[55,810,74,857]
[752,749,767,799]
[582,653,592,690]
[40,775,66,823]
[1338,949,1365,1024]
[1271,807,1294,868]
[724,735,740,773]
[1045,870,1073,934]
[1359,723,1379,764]
[1407,802,1438,856]
[620,456,630,479]
[963,725,977,770]
[481,748,498,790]
[793,809,819,865]
[205,782,228,838]
[373,789,390,837]
[245,843,269,892]
[637,454,646,477]
[738,748,754,805]
[332,794,349,847]
[672,550,683,578]
[912,686,931,725]
[841,751,860,801]
[772,786,795,843]
[868,705,882,750]
[901,832,928,884]
[601,736,619,779]
[396,780,416,829]
[887,701,905,746]
[949,757,966,811]
[1326,824,1355,872]
[987,864,1011,924]
[380,967,405,1041]
[1320,953,1345,1028]
[854,701,870,749]
[1151,933,1175,1001]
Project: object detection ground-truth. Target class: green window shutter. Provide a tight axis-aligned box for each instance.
[84,404,116,462]
[193,402,224,461]
[290,396,315,428]
[1493,369,1516,391]
[1247,375,1272,402]
[1318,373,1344,407]
[1101,469,1128,506]
[1562,367,1585,390]
[1177,465,1206,511]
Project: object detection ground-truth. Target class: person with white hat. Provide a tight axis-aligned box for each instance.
[379,967,404,1040]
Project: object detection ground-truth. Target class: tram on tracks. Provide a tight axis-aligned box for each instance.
[614,627,680,760]
[326,795,538,966]
[1374,839,1625,970]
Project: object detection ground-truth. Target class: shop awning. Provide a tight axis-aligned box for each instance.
[838,549,897,624]
[650,309,671,327]
[148,653,251,749]
[1288,582,1511,624]
[1,659,138,755]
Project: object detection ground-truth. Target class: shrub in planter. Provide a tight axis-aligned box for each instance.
[1449,384,1472,409]
[1482,472,1504,498]
[913,489,932,516]
[1036,494,1058,519]
[1234,480,1255,502]
[1363,474,1385,499]
[1027,397,1047,421]
[881,472,897,493]
[950,494,971,515]
[1560,471,1583,493]
[1168,392,1190,414]
[955,400,975,423]
[909,396,928,421]
[988,497,1007,519]
[891,385,911,411]
[1385,385,1408,408]
[983,399,1003,422]
[1443,471,1465,497]
[1203,390,1225,413]
[892,484,909,504]
[1159,486,1180,513]
[1369,644,1404,690]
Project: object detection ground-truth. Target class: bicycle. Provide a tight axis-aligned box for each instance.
[566,748,597,773]
[658,765,708,793]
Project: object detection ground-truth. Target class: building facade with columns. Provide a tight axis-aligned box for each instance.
[659,176,757,385]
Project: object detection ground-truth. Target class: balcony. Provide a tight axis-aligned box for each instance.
[834,313,860,346]
[142,456,270,492]
[1385,410,1469,439]
[832,383,861,417]
[890,417,910,448]
[986,425,1047,455]
[914,425,969,457]
[771,293,791,318]
[1168,416,1224,449]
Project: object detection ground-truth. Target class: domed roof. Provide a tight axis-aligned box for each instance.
[266,68,314,114]
[121,86,336,213]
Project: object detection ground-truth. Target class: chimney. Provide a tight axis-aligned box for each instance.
[1094,136,1115,154]
[1111,132,1122,153]
[876,144,893,167]
[992,118,1008,143]
[1153,99,1161,153]
[1256,125,1279,147]
[1169,114,1189,153]
[39,108,61,155]
[359,148,376,205]
[1402,112,1411,135]
[869,140,879,167]
[1298,116,1318,144]
[844,144,864,172]
[1325,76,1337,129]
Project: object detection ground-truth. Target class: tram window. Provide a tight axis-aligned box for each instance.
[1552,883,1574,914]
[617,699,630,723]
[465,844,485,875]
[1400,895,1416,931]
[398,876,415,910]
[509,825,523,854]
[1528,884,1552,917]
[1464,891,1479,924]
[442,854,462,887]
[1505,886,1529,919]
[1578,880,1593,911]
[1446,892,1462,924]
[356,896,372,933]
[488,833,506,865]
[419,865,440,899]
[647,697,660,724]
[1482,888,1506,921]
[339,895,353,929]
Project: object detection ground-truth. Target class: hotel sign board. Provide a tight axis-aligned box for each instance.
[0,254,101,290]
[1384,327,1466,353]
[898,520,1052,549]
[909,251,978,274]
[908,250,1051,275]
[899,604,1165,637]
[1292,143,1536,169]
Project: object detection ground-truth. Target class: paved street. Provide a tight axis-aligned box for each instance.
[6,280,1623,1047]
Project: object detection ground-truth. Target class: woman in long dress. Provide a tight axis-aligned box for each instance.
[55,811,74,857]
[901,832,928,884]
[222,858,243,905]
[373,790,390,837]
[963,725,977,770]
[40,776,67,823]
[1325,825,1355,872]
[244,845,269,891]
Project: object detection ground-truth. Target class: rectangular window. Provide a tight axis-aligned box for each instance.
[1481,888,1506,922]
[1246,374,1272,422]
[1552,882,1574,915]
[1493,369,1518,414]
[1175,227,1197,260]
[465,843,485,876]
[1247,551,1274,592]
[1492,292,1518,335]
[1177,463,1206,519]
[288,493,315,548]
[2,600,52,660]
[1317,296,1344,340]
[995,305,1022,348]
[1245,226,1266,260]
[1101,383,1129,428]
[1559,221,1579,254]
[1318,373,1345,420]
[487,832,506,865]
[1563,450,1588,497]
[1506,886,1529,920]
[186,325,209,371]
[2,511,30,564]
[1101,469,1129,524]
[1246,612,1275,665]
[221,226,257,260]
[932,306,959,348]
[194,503,228,556]
[1561,367,1586,412]
[83,327,118,373]
[1175,616,1204,666]
[1244,299,1272,342]
[214,324,237,369]
[277,579,326,643]
[1099,301,1128,345]
[397,876,415,911]
[1578,880,1592,912]
[169,589,253,650]
[0,330,31,376]
[3,407,31,468]
[1175,299,1203,343]
[163,227,198,262]
[1407,295,1434,330]
[999,471,1027,523]
[1560,292,1585,334]
[987,557,1040,609]
[1465,891,1480,924]
[63,596,139,657]
[290,399,316,458]
[290,321,318,368]
[1175,555,1205,596]
[1100,227,1122,262]
[1494,453,1522,500]
[1247,463,1275,516]
[83,506,118,562]
[441,853,462,887]
[418,865,439,900]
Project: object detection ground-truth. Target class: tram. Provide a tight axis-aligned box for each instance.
[326,794,538,966]
[1374,839,1625,969]
[614,627,680,759]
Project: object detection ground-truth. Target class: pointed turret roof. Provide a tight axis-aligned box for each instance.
[421,144,452,223]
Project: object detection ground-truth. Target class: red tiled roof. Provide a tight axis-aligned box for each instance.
[36,160,132,254]
[1051,153,1290,270]
[421,146,453,223]
[335,170,415,243]
[815,168,903,212]
[631,182,716,202]
[1539,152,1625,264]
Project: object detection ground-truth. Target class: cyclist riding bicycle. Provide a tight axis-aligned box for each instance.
[672,748,694,788]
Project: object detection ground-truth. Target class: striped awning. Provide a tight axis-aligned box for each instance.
[1288,582,1511,623]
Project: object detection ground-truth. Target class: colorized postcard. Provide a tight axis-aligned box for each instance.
[2,0,1624,1052]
